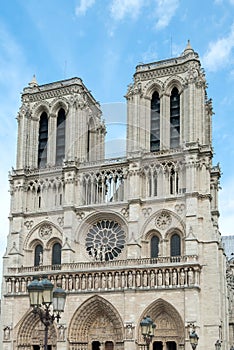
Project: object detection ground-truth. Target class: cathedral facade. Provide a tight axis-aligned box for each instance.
[1,42,230,350]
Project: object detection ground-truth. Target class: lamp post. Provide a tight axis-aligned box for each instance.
[27,276,66,350]
[215,340,221,350]
[140,315,156,350]
[189,330,199,350]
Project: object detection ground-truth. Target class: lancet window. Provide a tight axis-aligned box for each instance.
[83,169,124,205]
[170,87,180,148]
[38,112,48,168]
[150,91,160,152]
[151,236,159,258]
[170,233,181,257]
[34,244,43,266]
[56,108,66,165]
[52,242,62,265]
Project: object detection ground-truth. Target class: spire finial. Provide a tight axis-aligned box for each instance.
[28,74,38,87]
[182,40,194,55]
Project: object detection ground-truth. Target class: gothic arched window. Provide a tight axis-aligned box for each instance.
[52,242,62,265]
[151,235,159,258]
[170,233,181,256]
[34,244,43,266]
[150,91,160,152]
[56,108,66,165]
[38,112,48,168]
[170,87,180,148]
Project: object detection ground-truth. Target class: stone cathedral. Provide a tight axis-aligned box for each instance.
[1,42,233,350]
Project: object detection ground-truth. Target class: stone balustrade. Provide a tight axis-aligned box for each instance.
[5,256,200,295]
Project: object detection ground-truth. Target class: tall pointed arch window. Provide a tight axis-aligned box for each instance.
[151,235,159,258]
[150,91,160,152]
[34,244,43,266]
[170,87,180,148]
[52,242,62,265]
[170,233,181,257]
[38,112,48,168]
[56,108,66,165]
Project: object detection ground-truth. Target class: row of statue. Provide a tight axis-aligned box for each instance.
[7,267,198,294]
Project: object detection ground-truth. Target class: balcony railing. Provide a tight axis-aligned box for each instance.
[5,256,200,295]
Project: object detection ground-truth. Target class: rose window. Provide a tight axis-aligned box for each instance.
[155,212,172,230]
[86,220,125,261]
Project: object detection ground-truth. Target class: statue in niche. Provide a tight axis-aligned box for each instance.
[165,270,170,286]
[188,268,194,285]
[101,273,106,289]
[94,274,99,289]
[128,272,133,287]
[39,251,43,265]
[68,276,73,290]
[150,271,155,287]
[15,279,20,293]
[62,276,66,290]
[81,275,86,290]
[58,325,65,341]
[7,279,12,293]
[21,278,26,293]
[180,269,185,285]
[114,272,119,288]
[157,270,163,286]
[121,272,125,288]
[75,275,80,290]
[126,324,133,339]
[107,273,112,289]
[136,271,141,287]
[143,271,148,287]
[88,274,92,289]
[4,326,10,340]
[172,269,177,286]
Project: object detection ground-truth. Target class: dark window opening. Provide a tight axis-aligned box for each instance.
[34,244,43,266]
[170,233,181,256]
[153,341,163,350]
[38,112,48,168]
[166,341,177,350]
[105,341,114,350]
[170,87,180,149]
[52,242,62,265]
[56,108,66,165]
[150,91,160,152]
[151,236,159,258]
[92,341,101,350]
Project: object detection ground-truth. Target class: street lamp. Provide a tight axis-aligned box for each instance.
[215,340,221,350]
[140,315,156,350]
[27,276,66,350]
[189,330,199,350]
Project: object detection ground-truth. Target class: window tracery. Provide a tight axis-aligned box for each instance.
[86,220,126,261]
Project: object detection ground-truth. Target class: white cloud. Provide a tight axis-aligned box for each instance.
[75,0,95,16]
[154,0,180,30]
[110,0,145,20]
[202,23,234,71]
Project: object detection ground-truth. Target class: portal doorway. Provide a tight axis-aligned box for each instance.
[153,341,163,350]
[105,341,114,350]
[166,341,176,350]
[33,346,52,350]
[92,341,101,350]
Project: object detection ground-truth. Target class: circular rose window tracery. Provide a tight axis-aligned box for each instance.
[86,220,125,261]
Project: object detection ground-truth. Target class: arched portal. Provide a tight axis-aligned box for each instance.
[138,299,184,350]
[16,310,57,349]
[68,295,124,350]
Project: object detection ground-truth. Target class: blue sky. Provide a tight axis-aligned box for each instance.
[0,0,234,267]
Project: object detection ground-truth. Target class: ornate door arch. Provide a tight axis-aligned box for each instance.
[16,311,57,349]
[68,295,124,350]
[137,299,185,350]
